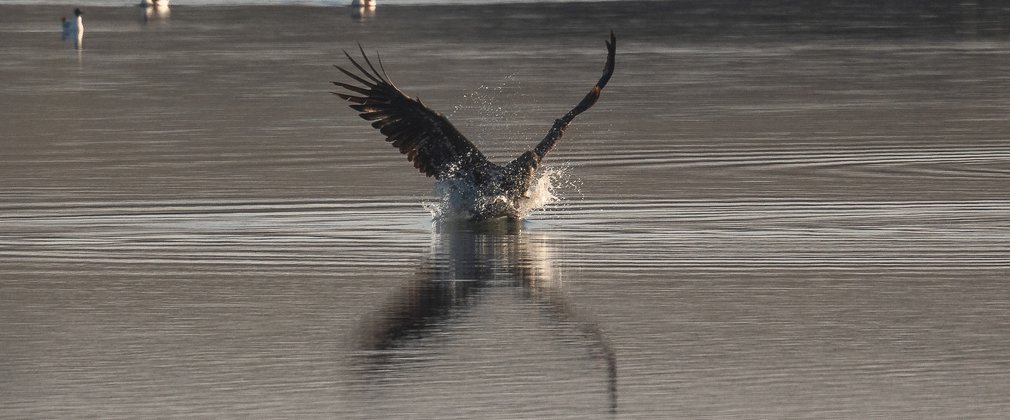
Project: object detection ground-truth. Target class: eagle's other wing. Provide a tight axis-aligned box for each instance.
[507,31,616,174]
[333,47,488,179]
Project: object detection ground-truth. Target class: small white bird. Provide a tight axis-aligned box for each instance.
[141,0,170,8]
[351,0,375,10]
[142,0,170,21]
[72,8,84,50]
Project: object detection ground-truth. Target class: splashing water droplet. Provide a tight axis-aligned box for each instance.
[423,166,577,222]
[515,168,560,217]
[425,72,577,221]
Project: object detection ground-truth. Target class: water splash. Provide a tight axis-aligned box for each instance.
[426,74,578,221]
[515,167,560,216]
[449,73,539,159]
[423,166,575,221]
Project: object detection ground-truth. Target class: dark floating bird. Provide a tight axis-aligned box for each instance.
[333,32,616,221]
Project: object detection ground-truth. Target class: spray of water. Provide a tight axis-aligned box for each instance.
[422,74,580,221]
[423,166,576,221]
[449,74,533,160]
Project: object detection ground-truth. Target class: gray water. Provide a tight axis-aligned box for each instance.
[3,1,1010,418]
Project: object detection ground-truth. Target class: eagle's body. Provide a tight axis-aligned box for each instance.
[443,155,537,220]
[333,32,616,221]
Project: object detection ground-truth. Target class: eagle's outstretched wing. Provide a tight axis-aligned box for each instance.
[333,47,488,178]
[507,31,616,174]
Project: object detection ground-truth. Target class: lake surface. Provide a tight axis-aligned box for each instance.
[3,1,1010,418]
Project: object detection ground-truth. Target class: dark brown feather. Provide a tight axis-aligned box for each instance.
[336,93,368,104]
[334,48,488,179]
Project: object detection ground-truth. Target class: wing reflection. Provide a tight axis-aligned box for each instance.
[355,219,617,413]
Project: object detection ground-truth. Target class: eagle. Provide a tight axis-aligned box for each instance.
[333,32,616,221]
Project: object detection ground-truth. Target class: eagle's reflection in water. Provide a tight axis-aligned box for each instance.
[355,219,617,414]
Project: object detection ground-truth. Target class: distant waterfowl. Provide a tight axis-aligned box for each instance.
[141,0,170,21]
[351,5,375,20]
[332,31,616,221]
[61,16,71,41]
[351,0,375,9]
[72,8,83,50]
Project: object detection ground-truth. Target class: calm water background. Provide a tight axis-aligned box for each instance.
[3,1,1010,418]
